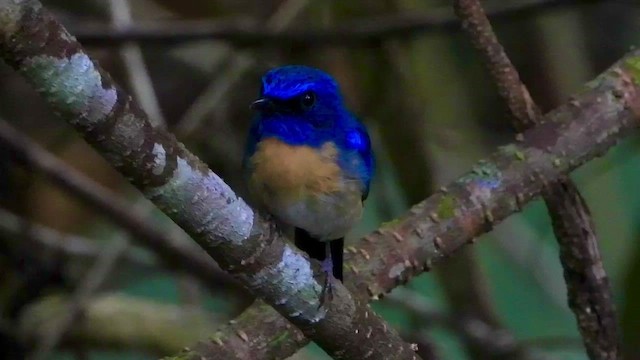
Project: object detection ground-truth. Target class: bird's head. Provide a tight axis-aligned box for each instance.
[251,65,348,138]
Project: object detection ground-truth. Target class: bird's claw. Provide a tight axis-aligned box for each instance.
[318,258,336,308]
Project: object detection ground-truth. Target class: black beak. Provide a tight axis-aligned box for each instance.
[250,98,272,111]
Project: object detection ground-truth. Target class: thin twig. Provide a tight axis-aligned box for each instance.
[174,0,311,137]
[108,0,166,128]
[31,236,129,359]
[68,0,597,47]
[453,0,619,358]
[174,53,252,137]
[0,207,156,272]
[492,217,568,308]
[386,289,554,360]
[0,120,237,293]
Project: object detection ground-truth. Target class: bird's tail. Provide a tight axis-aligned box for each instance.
[294,228,343,281]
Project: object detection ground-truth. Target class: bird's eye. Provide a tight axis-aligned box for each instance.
[300,91,316,110]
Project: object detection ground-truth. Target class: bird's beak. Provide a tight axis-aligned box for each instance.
[250,98,272,111]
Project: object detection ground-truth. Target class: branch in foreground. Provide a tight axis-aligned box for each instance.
[177,49,640,359]
[0,2,420,359]
[453,0,619,358]
[68,0,593,47]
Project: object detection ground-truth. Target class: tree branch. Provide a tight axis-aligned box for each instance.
[174,0,311,137]
[386,289,556,359]
[453,1,619,358]
[18,294,217,356]
[31,237,128,360]
[0,119,238,293]
[0,2,421,359]
[108,0,166,128]
[0,207,156,274]
[173,48,640,359]
[66,0,595,47]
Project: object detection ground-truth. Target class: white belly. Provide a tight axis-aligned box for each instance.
[274,184,363,240]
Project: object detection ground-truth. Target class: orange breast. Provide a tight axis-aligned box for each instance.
[248,138,342,204]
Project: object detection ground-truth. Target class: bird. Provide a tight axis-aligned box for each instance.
[243,65,374,303]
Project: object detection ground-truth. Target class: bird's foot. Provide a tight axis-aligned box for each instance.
[318,257,336,307]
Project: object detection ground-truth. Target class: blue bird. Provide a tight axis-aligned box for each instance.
[243,65,374,301]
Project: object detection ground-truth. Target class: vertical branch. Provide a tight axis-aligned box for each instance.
[453,1,619,359]
[109,0,166,128]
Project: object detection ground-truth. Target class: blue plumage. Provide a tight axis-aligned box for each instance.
[243,65,374,301]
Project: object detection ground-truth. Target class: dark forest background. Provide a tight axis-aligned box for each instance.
[1,0,639,359]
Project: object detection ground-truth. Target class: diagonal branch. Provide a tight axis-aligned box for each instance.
[174,0,311,137]
[0,119,236,293]
[453,0,619,358]
[66,0,597,47]
[0,2,421,359]
[172,49,640,359]
[0,207,157,274]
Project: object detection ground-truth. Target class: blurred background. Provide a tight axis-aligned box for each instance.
[1,0,639,359]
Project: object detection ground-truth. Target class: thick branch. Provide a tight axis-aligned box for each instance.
[0,2,420,359]
[453,1,619,358]
[544,180,618,358]
[176,49,640,359]
[67,0,593,47]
